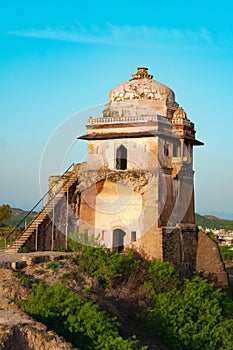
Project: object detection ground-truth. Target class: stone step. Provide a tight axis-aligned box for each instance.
[23,228,37,233]
[17,237,29,242]
[11,239,26,244]
[8,247,21,251]
[30,221,43,226]
[7,169,79,252]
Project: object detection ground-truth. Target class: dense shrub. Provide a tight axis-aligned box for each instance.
[22,282,146,349]
[74,246,145,289]
[142,275,233,349]
[0,204,11,225]
[21,246,233,349]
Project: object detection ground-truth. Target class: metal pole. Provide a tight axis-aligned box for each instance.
[51,203,54,251]
[35,226,38,251]
[65,188,69,250]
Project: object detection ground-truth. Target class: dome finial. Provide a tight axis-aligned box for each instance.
[131,67,153,80]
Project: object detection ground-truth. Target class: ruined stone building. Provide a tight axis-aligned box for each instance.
[9,67,229,291]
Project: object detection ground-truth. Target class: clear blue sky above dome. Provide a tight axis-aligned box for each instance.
[0,0,233,217]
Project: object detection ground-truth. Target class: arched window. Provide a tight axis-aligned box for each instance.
[116,145,127,170]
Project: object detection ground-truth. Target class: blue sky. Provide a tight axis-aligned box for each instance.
[1,0,233,217]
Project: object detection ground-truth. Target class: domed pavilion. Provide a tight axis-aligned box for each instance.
[9,67,230,293]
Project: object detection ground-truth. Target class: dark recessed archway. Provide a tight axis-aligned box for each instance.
[113,228,126,252]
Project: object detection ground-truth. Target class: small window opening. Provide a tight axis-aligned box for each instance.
[116,145,127,170]
[131,231,136,242]
[164,143,169,157]
[173,143,179,157]
[101,230,106,240]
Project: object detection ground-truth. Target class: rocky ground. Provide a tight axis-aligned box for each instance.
[0,251,79,350]
[0,267,76,350]
[0,251,171,350]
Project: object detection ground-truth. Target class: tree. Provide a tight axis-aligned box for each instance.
[0,204,11,226]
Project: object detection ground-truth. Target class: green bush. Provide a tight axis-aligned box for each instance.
[46,260,64,272]
[20,245,233,349]
[0,204,11,226]
[69,231,102,250]
[57,247,67,252]
[146,259,179,293]
[18,246,28,253]
[74,246,144,289]
[219,245,233,261]
[142,275,233,349]
[206,230,219,242]
[22,282,146,349]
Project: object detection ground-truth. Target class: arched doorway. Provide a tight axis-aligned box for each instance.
[113,228,126,252]
[116,145,127,170]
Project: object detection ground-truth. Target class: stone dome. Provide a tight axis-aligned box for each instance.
[103,67,178,118]
[109,67,175,104]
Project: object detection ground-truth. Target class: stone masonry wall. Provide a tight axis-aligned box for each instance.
[162,225,198,278]
[130,225,163,260]
[196,230,230,294]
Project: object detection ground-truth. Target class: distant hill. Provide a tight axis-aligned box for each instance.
[195,213,233,230]
[203,212,233,221]
[5,208,37,228]
[4,208,233,231]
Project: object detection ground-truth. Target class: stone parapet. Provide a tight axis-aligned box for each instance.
[87,114,170,126]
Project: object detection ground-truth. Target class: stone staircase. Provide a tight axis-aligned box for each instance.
[7,168,79,253]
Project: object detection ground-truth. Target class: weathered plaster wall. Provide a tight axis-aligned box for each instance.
[20,166,230,294]
[78,171,152,247]
[87,137,159,172]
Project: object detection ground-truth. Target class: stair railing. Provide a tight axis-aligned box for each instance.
[5,163,75,251]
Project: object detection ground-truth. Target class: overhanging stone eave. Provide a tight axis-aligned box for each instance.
[77,130,177,140]
[192,139,204,146]
[181,136,204,146]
